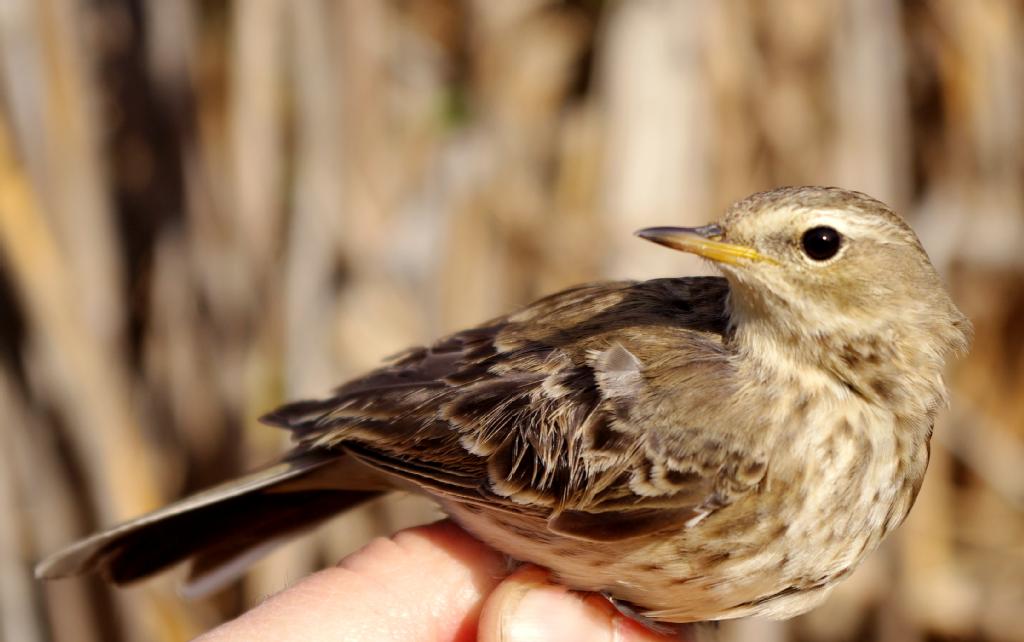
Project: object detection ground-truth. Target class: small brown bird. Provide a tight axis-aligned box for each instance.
[37,187,970,623]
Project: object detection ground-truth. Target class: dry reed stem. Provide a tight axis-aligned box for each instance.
[0,116,198,641]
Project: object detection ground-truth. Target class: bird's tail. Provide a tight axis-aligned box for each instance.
[35,451,381,587]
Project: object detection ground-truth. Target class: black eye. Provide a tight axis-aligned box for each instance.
[801,226,842,261]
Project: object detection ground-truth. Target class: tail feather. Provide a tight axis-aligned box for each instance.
[35,451,380,585]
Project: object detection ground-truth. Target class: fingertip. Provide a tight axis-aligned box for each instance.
[478,566,681,642]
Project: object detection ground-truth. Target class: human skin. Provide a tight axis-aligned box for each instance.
[196,521,684,642]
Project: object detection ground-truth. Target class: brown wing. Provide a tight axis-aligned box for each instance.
[265,277,767,541]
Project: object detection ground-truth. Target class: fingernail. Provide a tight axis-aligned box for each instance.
[480,566,681,642]
[500,577,614,642]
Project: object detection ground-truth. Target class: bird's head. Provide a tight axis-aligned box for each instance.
[637,187,970,390]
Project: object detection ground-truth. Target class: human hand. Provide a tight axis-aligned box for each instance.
[196,520,687,642]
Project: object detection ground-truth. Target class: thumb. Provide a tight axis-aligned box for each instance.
[477,565,689,642]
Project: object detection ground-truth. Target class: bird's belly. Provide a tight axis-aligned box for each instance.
[440,419,917,623]
[443,499,819,622]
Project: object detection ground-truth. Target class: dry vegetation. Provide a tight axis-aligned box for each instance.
[0,1,1022,640]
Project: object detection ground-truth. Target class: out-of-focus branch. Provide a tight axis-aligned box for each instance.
[0,368,100,642]
[0,116,161,522]
[0,113,200,642]
[0,375,47,642]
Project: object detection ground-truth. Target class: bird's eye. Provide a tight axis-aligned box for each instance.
[801,226,842,261]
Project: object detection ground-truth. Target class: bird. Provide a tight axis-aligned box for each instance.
[36,186,970,624]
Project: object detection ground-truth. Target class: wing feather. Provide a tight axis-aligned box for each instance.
[267,277,766,540]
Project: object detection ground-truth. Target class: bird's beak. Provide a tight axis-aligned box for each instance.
[635,224,773,265]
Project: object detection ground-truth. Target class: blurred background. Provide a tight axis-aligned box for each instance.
[0,0,1022,640]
